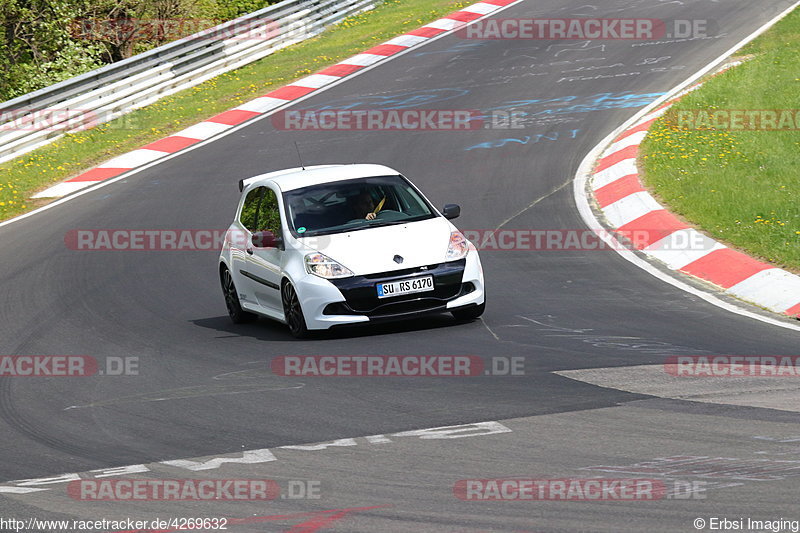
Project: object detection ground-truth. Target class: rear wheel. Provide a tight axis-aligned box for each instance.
[281,281,309,338]
[221,266,256,324]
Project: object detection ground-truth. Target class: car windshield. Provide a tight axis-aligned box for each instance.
[283,175,436,237]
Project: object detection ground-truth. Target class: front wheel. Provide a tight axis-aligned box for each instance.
[221,267,257,324]
[281,281,309,338]
[451,299,485,321]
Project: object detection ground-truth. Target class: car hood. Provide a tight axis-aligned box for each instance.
[297,217,454,275]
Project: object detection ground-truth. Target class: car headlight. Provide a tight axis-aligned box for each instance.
[305,253,354,279]
[446,231,469,261]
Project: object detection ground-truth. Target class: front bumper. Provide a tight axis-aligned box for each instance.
[296,252,484,330]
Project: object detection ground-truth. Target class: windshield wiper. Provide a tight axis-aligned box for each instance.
[298,219,409,237]
[325,221,405,234]
[365,220,406,228]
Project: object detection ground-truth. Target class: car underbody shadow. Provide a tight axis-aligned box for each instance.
[191,313,472,341]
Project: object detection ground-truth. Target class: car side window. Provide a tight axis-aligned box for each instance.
[257,188,282,235]
[239,187,263,232]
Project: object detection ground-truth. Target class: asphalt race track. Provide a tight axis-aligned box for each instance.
[2,0,800,531]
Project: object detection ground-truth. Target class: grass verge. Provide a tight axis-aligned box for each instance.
[0,0,469,221]
[640,7,800,272]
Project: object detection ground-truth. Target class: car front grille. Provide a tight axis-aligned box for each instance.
[327,259,466,317]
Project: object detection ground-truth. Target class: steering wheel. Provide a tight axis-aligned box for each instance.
[373,209,400,220]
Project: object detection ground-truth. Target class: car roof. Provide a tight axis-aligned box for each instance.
[242,164,400,192]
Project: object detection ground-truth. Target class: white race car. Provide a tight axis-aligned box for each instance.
[218,164,485,338]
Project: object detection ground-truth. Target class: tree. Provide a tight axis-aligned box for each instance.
[1,0,104,99]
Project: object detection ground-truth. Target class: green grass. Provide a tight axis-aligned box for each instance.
[0,0,469,220]
[640,7,800,271]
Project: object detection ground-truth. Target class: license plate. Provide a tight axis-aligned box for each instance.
[377,276,434,298]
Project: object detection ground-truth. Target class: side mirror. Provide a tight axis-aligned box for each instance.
[252,230,283,249]
[442,204,461,220]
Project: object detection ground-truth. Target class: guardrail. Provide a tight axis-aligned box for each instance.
[0,0,376,164]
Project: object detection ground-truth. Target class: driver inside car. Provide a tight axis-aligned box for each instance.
[352,190,379,220]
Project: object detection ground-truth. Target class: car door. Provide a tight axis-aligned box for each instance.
[232,186,263,310]
[244,186,285,313]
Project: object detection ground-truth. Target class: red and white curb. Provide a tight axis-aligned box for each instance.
[33,0,516,199]
[590,100,800,319]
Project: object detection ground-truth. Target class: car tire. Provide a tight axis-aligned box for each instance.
[281,280,309,339]
[221,266,257,324]
[451,297,486,321]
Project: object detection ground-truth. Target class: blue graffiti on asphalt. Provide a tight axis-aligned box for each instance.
[315,90,663,113]
[314,88,470,110]
[465,129,581,151]
[483,91,666,118]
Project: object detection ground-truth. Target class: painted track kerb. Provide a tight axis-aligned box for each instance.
[0,0,522,229]
[594,96,800,317]
[573,0,800,333]
[0,0,378,165]
[0,0,523,228]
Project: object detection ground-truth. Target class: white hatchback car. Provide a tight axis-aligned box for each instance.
[218,164,485,337]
